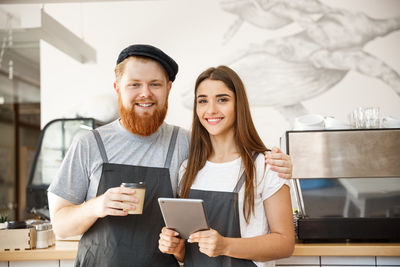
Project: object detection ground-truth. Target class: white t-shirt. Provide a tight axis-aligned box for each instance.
[178,154,289,267]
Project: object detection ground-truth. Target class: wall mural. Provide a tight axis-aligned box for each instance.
[182,0,400,124]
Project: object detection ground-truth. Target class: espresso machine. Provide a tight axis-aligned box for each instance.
[284,128,400,242]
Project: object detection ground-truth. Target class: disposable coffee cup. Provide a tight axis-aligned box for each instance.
[121,182,146,215]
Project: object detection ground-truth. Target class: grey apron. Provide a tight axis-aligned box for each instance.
[75,127,180,267]
[184,153,259,267]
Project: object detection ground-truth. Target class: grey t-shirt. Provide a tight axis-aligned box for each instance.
[48,119,190,204]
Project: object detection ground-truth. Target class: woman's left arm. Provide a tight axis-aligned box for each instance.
[265,147,293,179]
[188,185,295,261]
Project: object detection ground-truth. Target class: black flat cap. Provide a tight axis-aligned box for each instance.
[116,44,179,82]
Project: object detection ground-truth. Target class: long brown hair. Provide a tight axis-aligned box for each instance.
[180,65,268,223]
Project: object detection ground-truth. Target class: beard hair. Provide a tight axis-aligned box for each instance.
[118,93,168,136]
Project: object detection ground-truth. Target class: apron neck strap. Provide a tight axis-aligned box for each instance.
[92,126,179,166]
[92,129,109,163]
[164,126,179,168]
[233,152,259,193]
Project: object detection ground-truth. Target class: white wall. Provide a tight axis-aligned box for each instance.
[10,0,400,147]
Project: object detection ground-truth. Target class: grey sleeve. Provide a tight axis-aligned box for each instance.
[48,135,91,204]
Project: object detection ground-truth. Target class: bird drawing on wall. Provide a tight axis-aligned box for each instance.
[183,0,400,124]
[220,0,333,43]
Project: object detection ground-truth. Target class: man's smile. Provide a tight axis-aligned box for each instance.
[135,102,155,109]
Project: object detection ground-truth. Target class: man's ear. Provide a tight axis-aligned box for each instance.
[114,81,119,94]
[167,81,172,93]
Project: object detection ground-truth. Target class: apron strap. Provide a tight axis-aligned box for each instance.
[92,129,109,163]
[233,152,259,193]
[164,126,179,168]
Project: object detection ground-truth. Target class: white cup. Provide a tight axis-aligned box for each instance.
[324,117,351,129]
[382,116,400,128]
[293,114,325,130]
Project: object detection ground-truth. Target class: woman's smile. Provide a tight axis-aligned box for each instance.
[206,117,224,125]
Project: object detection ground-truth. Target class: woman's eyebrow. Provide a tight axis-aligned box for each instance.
[197,94,207,98]
[197,93,232,98]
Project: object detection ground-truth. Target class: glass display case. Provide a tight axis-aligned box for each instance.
[284,128,400,242]
[26,118,95,219]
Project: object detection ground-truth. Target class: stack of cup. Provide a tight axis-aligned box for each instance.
[364,107,380,128]
[350,107,380,128]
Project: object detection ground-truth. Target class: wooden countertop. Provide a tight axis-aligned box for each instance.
[293,242,400,256]
[1,241,399,261]
[0,241,78,261]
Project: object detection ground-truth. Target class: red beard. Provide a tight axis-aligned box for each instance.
[118,93,168,136]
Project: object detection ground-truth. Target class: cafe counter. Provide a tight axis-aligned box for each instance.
[1,240,399,266]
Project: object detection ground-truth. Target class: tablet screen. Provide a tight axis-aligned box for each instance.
[158,198,209,239]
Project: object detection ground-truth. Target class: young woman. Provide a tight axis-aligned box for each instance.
[158,66,294,266]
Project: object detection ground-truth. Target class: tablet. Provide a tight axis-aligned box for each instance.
[158,198,209,239]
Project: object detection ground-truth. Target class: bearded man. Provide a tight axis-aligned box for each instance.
[48,44,293,267]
